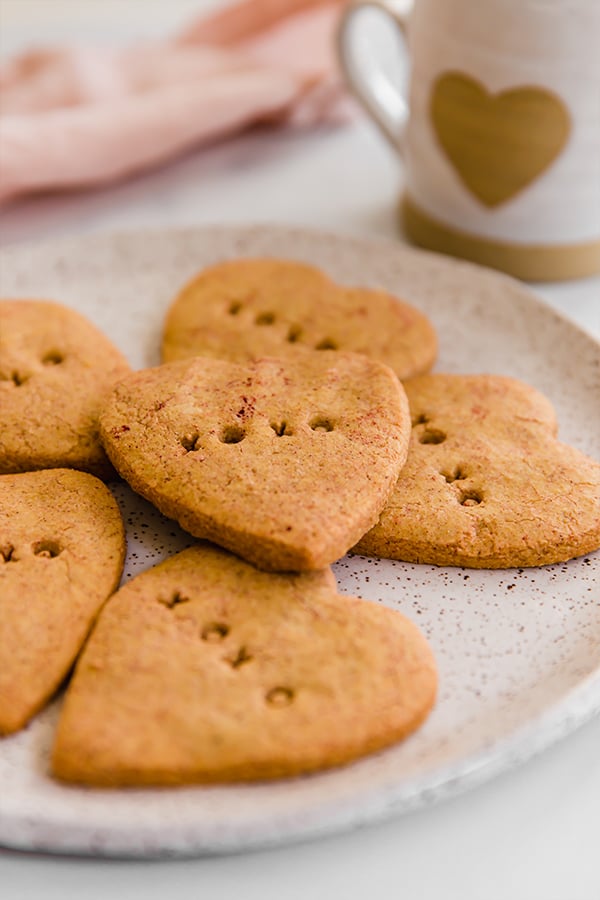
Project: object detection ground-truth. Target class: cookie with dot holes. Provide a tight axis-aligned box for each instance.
[354,374,600,568]
[0,300,130,478]
[52,543,437,786]
[99,352,410,572]
[354,375,600,569]
[0,469,125,735]
[161,258,438,381]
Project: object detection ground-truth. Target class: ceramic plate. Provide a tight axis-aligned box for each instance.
[0,226,598,858]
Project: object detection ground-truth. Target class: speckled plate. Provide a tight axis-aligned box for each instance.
[0,225,598,858]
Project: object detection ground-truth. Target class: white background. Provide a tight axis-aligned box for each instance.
[0,2,599,898]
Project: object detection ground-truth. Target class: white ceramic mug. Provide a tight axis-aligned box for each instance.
[337,0,600,281]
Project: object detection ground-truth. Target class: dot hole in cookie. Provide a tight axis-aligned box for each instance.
[443,466,467,483]
[220,425,245,444]
[32,540,62,558]
[9,371,28,387]
[229,646,253,669]
[159,591,190,609]
[255,311,276,326]
[315,337,338,351]
[310,417,334,433]
[271,420,293,437]
[460,490,483,507]
[419,428,446,445]
[412,413,429,427]
[42,350,64,366]
[181,432,200,452]
[0,544,15,563]
[202,622,230,642]
[266,686,294,707]
[286,325,302,343]
[228,302,243,316]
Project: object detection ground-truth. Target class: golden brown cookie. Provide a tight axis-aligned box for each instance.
[355,374,600,567]
[0,469,126,734]
[0,300,130,478]
[161,258,437,380]
[99,353,410,572]
[52,543,437,786]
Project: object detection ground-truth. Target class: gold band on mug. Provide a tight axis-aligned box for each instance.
[401,196,600,282]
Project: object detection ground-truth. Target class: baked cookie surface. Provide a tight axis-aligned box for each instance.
[52,544,437,786]
[355,374,600,568]
[0,300,130,478]
[99,353,410,572]
[0,469,126,734]
[161,258,437,380]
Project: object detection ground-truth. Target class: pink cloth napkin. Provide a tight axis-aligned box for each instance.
[0,0,347,204]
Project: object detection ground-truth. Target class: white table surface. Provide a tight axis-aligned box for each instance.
[1,2,599,898]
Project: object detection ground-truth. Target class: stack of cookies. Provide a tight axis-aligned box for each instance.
[1,259,599,789]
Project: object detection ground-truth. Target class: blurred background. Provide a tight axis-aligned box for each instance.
[1,0,596,330]
[2,0,204,43]
[0,0,403,245]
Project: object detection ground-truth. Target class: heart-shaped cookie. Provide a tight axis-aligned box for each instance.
[161,258,438,381]
[99,353,410,571]
[52,544,437,785]
[0,469,125,734]
[431,72,571,207]
[0,300,130,478]
[355,375,600,568]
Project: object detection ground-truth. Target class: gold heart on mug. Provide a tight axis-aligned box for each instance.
[430,72,571,208]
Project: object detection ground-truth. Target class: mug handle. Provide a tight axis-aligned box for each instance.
[336,0,410,154]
